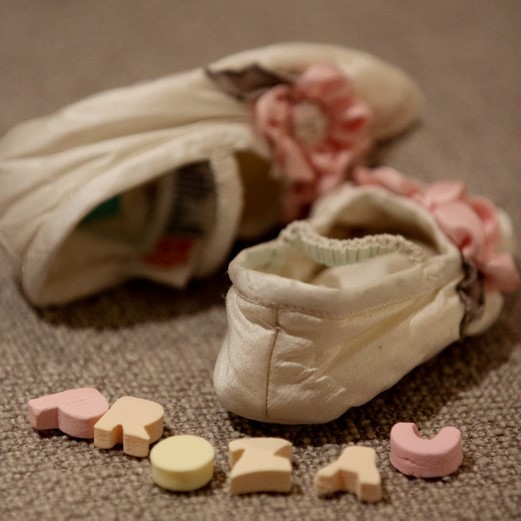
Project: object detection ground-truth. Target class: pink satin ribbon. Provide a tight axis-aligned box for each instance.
[254,63,373,221]
[353,167,520,292]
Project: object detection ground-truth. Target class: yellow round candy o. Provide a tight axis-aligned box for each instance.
[150,435,215,491]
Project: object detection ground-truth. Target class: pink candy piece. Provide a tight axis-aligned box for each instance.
[28,388,109,439]
[390,422,463,478]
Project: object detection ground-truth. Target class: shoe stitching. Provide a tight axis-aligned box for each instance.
[233,284,451,321]
[264,307,279,420]
[238,287,459,423]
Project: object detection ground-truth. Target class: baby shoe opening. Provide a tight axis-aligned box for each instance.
[248,188,448,290]
[40,161,218,304]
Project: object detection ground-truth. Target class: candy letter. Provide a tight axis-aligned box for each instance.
[228,437,293,494]
[150,435,215,491]
[27,388,109,439]
[390,422,463,478]
[314,446,381,502]
[94,396,164,457]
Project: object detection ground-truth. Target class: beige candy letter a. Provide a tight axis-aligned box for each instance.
[314,446,381,502]
[94,396,164,457]
[228,437,293,494]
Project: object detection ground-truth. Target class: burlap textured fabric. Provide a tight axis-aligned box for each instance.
[1,1,520,520]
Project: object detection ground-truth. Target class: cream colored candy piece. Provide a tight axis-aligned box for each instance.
[314,446,382,502]
[94,396,164,457]
[150,435,215,491]
[228,437,293,494]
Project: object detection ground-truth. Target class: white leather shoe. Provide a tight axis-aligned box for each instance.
[214,170,519,424]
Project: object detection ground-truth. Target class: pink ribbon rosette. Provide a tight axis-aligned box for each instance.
[253,64,373,221]
[353,166,520,293]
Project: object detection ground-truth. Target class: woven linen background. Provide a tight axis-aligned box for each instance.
[0,1,520,520]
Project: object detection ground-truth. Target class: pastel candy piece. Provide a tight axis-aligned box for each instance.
[314,446,381,502]
[94,396,164,457]
[27,388,109,439]
[228,437,293,494]
[150,435,215,491]
[390,422,463,478]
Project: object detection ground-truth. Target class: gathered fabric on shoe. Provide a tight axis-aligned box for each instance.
[214,182,511,424]
[280,220,428,267]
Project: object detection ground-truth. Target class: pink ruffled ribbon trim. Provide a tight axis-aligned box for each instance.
[353,167,520,293]
[254,63,373,221]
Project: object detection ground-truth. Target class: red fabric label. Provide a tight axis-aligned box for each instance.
[141,237,194,268]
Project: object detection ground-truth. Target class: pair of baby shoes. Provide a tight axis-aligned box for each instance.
[0,43,518,424]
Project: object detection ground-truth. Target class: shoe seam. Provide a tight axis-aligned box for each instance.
[0,231,20,265]
[264,307,279,420]
[233,284,448,320]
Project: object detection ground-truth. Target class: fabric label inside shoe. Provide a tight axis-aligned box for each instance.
[141,161,217,271]
[76,161,216,288]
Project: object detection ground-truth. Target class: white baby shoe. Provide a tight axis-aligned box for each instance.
[213,168,519,424]
[0,42,422,306]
